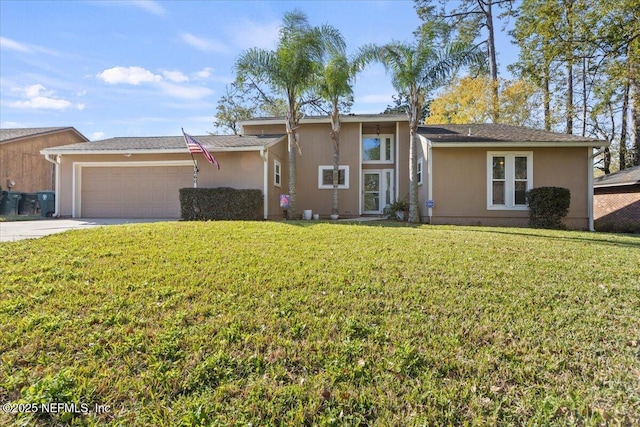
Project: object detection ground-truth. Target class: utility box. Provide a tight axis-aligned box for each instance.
[0,191,22,216]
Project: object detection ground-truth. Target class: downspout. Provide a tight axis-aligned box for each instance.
[588,146,607,232]
[260,148,268,220]
[427,139,433,224]
[43,153,61,217]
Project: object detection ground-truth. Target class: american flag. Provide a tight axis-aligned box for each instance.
[182,129,220,170]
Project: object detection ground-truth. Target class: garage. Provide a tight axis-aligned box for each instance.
[79,164,193,218]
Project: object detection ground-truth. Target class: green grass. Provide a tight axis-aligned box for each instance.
[1,221,638,426]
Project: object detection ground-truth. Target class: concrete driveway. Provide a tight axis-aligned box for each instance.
[0,218,174,242]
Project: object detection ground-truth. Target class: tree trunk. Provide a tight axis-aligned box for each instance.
[581,57,587,137]
[620,79,629,170]
[565,0,574,135]
[485,0,500,123]
[543,67,551,131]
[330,103,340,216]
[631,61,640,166]
[286,109,297,219]
[407,90,420,223]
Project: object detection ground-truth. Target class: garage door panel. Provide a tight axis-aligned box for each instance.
[81,165,192,218]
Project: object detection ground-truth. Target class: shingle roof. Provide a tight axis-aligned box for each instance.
[42,134,286,153]
[419,124,605,145]
[594,165,640,188]
[0,127,86,143]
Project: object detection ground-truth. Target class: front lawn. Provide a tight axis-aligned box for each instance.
[0,222,638,426]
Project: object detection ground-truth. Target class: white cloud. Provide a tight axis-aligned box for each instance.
[91,132,105,140]
[0,36,61,56]
[180,33,229,53]
[98,66,162,85]
[25,84,50,98]
[162,70,189,83]
[11,96,72,110]
[131,0,165,16]
[157,81,213,100]
[0,36,30,52]
[8,84,82,111]
[194,67,214,79]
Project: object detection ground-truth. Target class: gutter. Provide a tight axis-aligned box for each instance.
[43,153,61,217]
[588,147,608,232]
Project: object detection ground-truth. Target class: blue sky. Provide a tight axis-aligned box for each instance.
[0,0,518,140]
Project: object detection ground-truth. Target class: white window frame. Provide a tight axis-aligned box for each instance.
[486,152,533,210]
[318,165,350,189]
[362,134,394,164]
[417,156,423,186]
[274,159,282,187]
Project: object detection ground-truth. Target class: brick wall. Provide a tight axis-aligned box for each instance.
[594,185,640,232]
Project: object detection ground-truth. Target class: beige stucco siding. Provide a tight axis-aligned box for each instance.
[267,139,288,219]
[429,146,590,229]
[56,152,265,218]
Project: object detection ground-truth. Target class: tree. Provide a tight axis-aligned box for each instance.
[425,76,542,127]
[235,10,345,219]
[213,83,257,135]
[315,52,354,218]
[357,38,482,223]
[415,0,516,122]
[383,93,431,121]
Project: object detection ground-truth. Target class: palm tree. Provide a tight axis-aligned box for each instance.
[316,53,354,218]
[235,10,345,219]
[357,38,481,223]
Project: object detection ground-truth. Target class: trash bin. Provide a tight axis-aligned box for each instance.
[37,191,55,217]
[19,192,39,215]
[0,191,22,216]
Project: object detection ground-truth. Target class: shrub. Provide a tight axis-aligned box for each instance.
[526,187,571,229]
[179,187,263,221]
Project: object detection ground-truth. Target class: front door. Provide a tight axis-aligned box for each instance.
[362,169,394,214]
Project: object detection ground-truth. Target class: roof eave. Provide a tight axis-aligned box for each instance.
[239,115,408,127]
[1,127,89,145]
[40,144,281,156]
[427,141,609,148]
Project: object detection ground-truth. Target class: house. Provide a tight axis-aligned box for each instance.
[593,165,640,232]
[41,115,607,229]
[0,127,88,192]
[40,134,285,218]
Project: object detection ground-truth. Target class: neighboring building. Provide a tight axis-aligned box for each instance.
[41,115,607,229]
[0,127,88,192]
[593,165,640,232]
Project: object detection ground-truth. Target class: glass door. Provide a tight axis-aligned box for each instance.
[363,172,381,213]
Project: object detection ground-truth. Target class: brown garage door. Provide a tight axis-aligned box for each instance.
[81,165,193,218]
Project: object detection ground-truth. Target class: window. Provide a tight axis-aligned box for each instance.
[274,160,281,187]
[318,165,349,189]
[362,134,394,163]
[417,157,423,186]
[487,152,532,210]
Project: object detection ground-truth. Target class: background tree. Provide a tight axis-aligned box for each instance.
[235,10,345,218]
[415,0,516,123]
[357,39,482,223]
[426,76,542,127]
[511,0,640,172]
[213,83,257,135]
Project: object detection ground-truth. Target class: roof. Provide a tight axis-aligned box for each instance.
[41,134,286,155]
[594,165,640,188]
[0,127,89,144]
[418,124,606,147]
[240,113,408,127]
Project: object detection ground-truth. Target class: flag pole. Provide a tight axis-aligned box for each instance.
[182,128,198,188]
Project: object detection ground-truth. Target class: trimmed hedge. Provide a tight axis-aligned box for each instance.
[526,186,571,229]
[179,187,263,221]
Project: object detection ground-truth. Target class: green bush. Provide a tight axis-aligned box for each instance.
[526,187,571,229]
[179,187,263,221]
